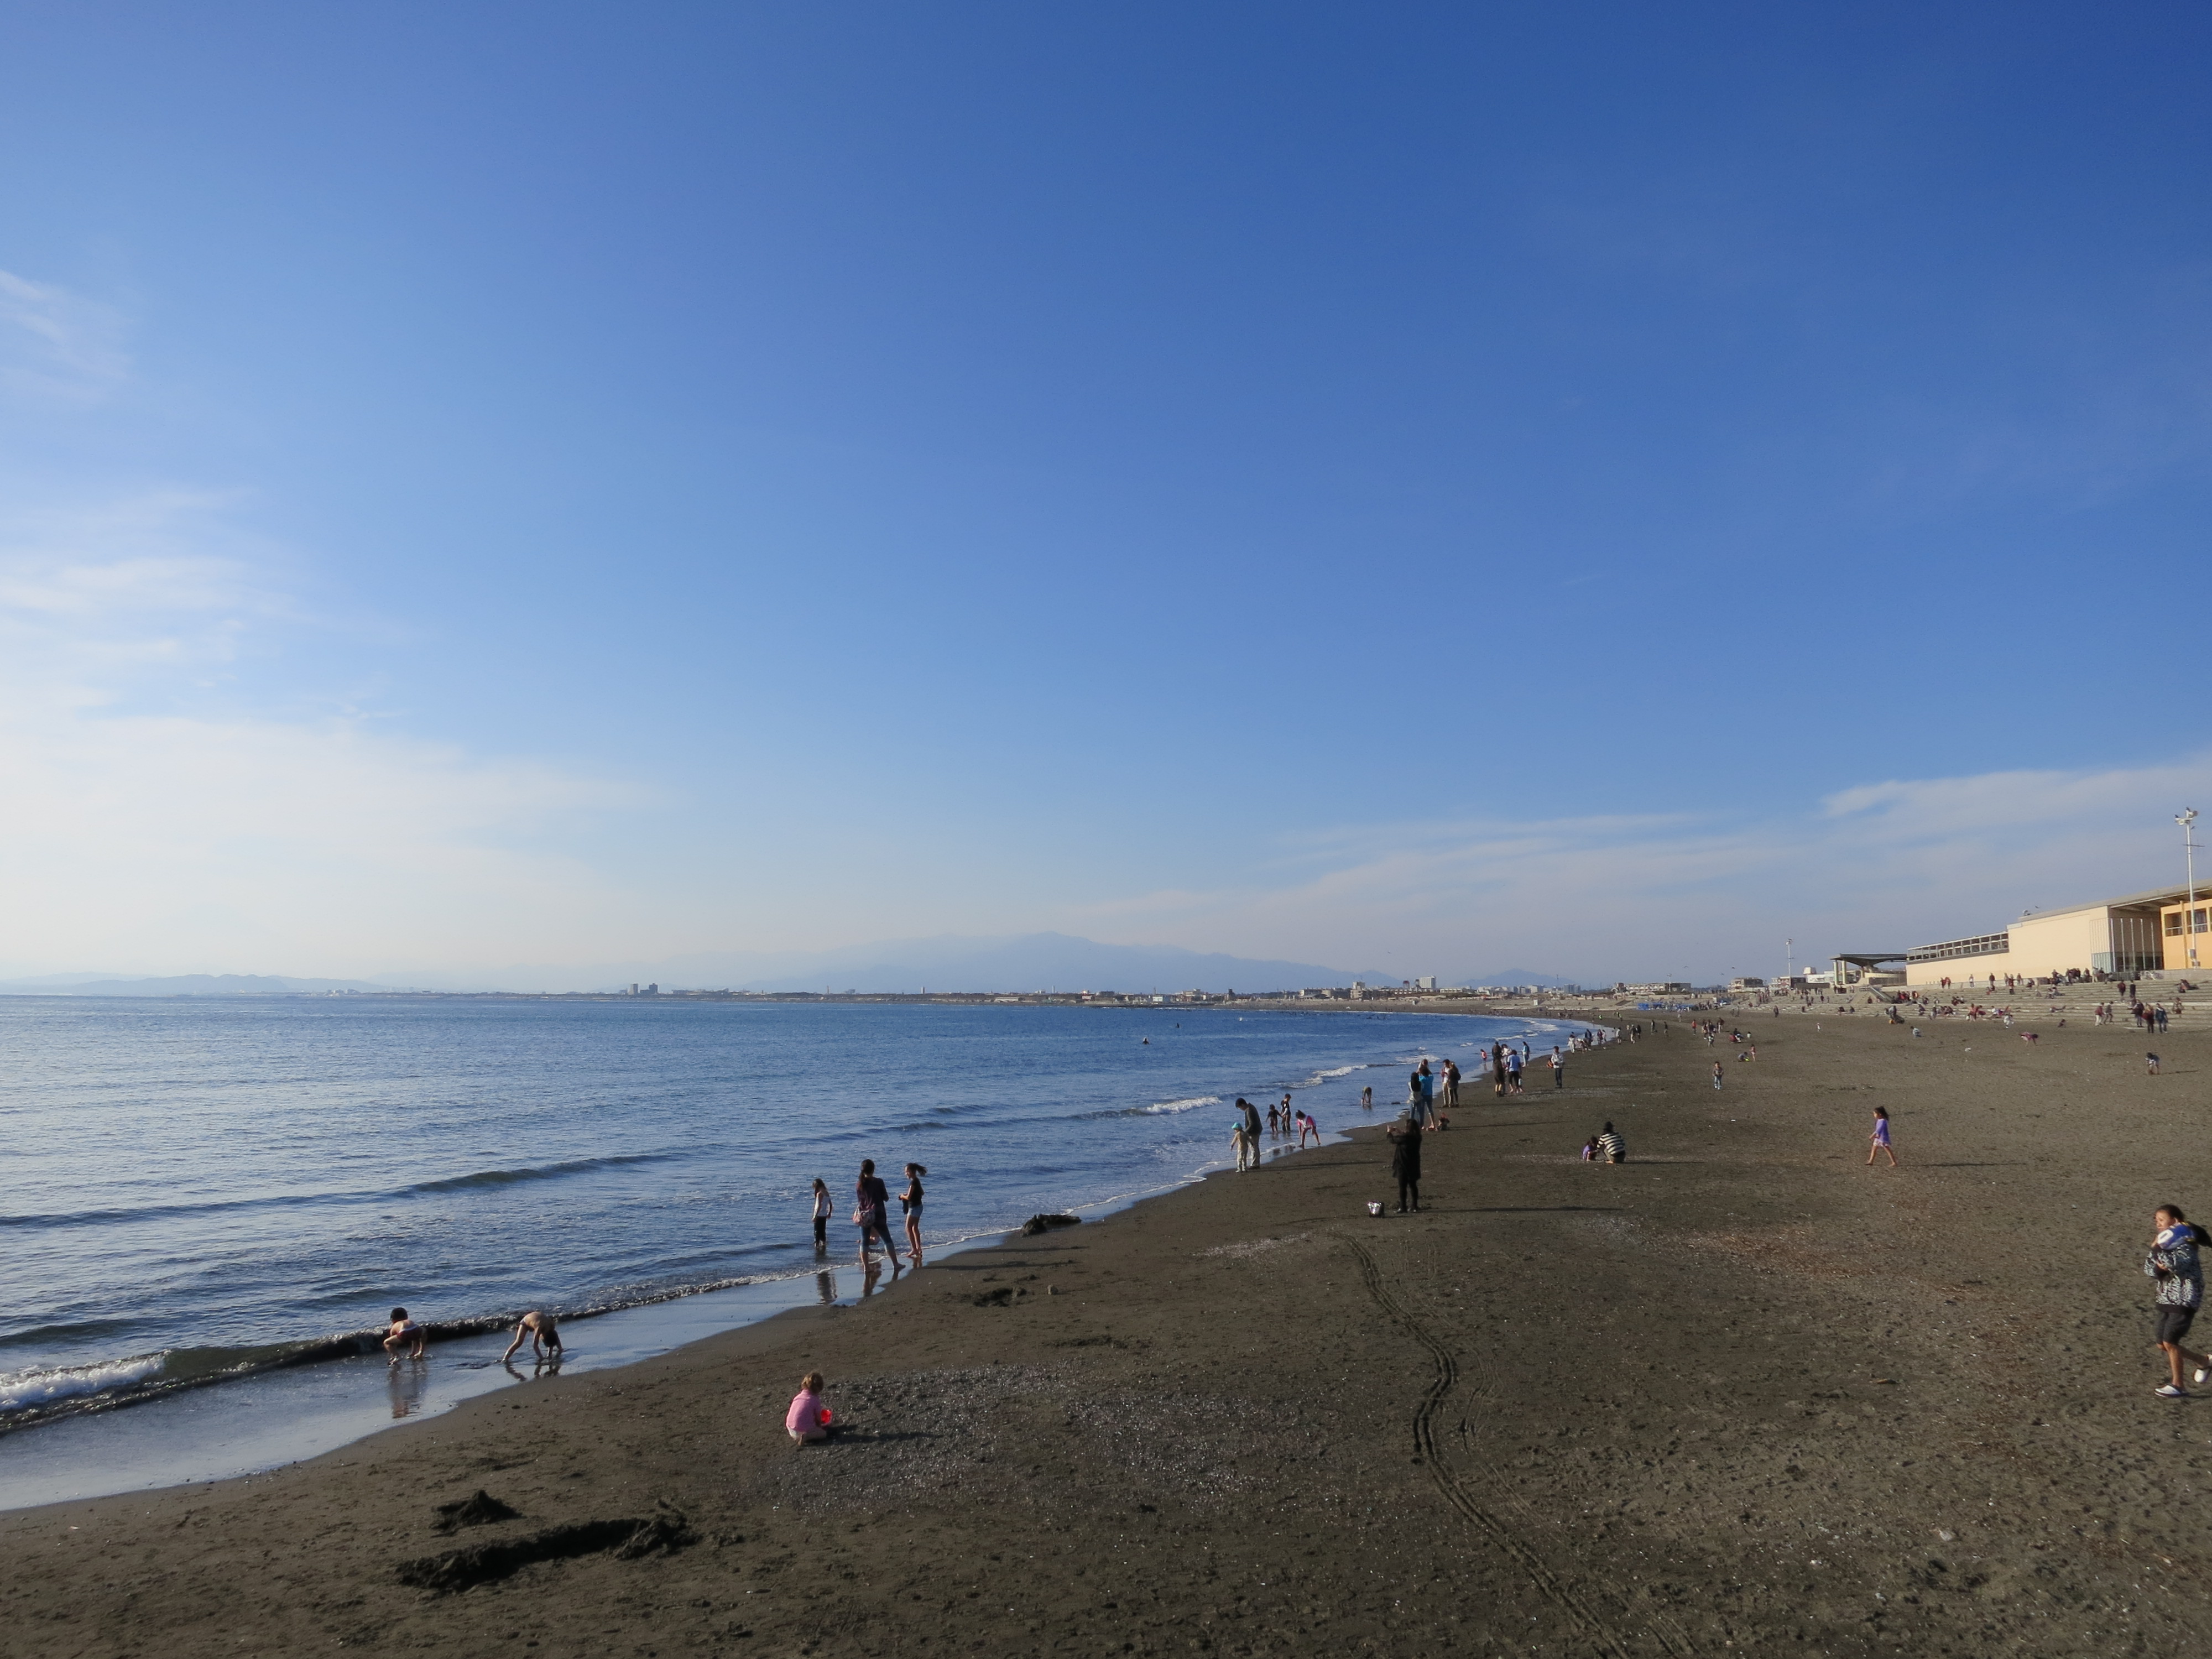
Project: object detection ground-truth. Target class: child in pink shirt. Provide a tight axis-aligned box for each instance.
[786,1371,831,1443]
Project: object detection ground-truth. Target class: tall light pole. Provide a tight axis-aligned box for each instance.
[2180,809,2201,969]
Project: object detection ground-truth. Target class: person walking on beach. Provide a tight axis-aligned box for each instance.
[1491,1042,1508,1098]
[855,1159,900,1267]
[810,1177,832,1251]
[383,1307,426,1363]
[1230,1117,1254,1172]
[1504,1048,1524,1093]
[501,1310,563,1364]
[1443,1058,1461,1108]
[2146,1206,2212,1398]
[1711,1061,1725,1090]
[900,1163,927,1263]
[1386,1114,1422,1212]
[1866,1107,1898,1167]
[1549,1046,1566,1089]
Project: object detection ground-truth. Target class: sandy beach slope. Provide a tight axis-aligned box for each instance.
[4,1013,2209,1658]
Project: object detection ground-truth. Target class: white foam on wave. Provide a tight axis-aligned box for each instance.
[0,1353,164,1415]
[1145,1095,1222,1114]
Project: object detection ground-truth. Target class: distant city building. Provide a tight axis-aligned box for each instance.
[1350,980,1365,1000]
[1413,976,1437,992]
[1729,976,1766,991]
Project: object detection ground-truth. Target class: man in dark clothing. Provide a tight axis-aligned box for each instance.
[1238,1097,1264,1155]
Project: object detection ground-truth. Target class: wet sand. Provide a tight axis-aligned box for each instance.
[5,1012,2209,1658]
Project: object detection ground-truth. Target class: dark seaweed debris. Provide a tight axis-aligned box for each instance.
[397,1513,693,1592]
[431,1489,520,1534]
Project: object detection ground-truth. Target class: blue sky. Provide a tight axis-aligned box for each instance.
[2,3,2208,984]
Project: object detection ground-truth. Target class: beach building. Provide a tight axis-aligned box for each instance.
[2163,895,2209,972]
[1905,885,2192,985]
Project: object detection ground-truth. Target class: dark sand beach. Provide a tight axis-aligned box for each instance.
[6,1010,2209,1658]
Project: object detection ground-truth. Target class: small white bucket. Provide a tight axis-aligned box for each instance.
[1365,1201,1384,1217]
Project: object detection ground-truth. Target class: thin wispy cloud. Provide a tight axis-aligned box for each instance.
[0,269,130,403]
[1066,755,2212,982]
[0,494,650,978]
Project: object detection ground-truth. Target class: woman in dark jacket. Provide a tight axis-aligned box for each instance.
[1387,1117,1422,1213]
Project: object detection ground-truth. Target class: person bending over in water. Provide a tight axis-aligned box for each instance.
[383,1307,426,1363]
[502,1310,562,1364]
[1296,1109,1322,1149]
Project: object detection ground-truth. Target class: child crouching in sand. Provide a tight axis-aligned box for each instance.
[786,1371,834,1444]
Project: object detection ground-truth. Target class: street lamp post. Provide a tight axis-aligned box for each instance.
[2180,809,2201,970]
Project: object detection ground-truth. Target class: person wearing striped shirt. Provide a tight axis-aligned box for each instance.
[1595,1124,1625,1164]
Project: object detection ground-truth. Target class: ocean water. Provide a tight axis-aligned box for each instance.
[0,997,1576,1505]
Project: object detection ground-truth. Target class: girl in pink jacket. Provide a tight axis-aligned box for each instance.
[786,1371,831,1443]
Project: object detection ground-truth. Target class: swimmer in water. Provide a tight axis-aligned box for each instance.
[501,1310,563,1363]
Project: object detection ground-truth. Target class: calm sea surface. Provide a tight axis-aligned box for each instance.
[0,997,1574,1497]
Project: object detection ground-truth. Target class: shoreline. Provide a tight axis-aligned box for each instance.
[2,1003,1594,1487]
[53,1012,2212,1653]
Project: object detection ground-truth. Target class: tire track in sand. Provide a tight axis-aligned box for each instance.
[1339,1233,1698,1659]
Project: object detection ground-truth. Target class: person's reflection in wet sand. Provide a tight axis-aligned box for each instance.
[387,1359,430,1420]
[860,1258,884,1298]
[816,1269,839,1305]
[503,1353,564,1383]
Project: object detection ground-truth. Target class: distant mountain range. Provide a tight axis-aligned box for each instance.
[0,937,1587,997]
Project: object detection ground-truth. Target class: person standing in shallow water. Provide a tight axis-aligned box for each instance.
[1386,1114,1422,1213]
[855,1159,900,1268]
[900,1164,927,1264]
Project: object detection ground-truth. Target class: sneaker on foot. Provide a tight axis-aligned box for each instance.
[2156,1383,2189,1398]
[2197,1366,2210,1386]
